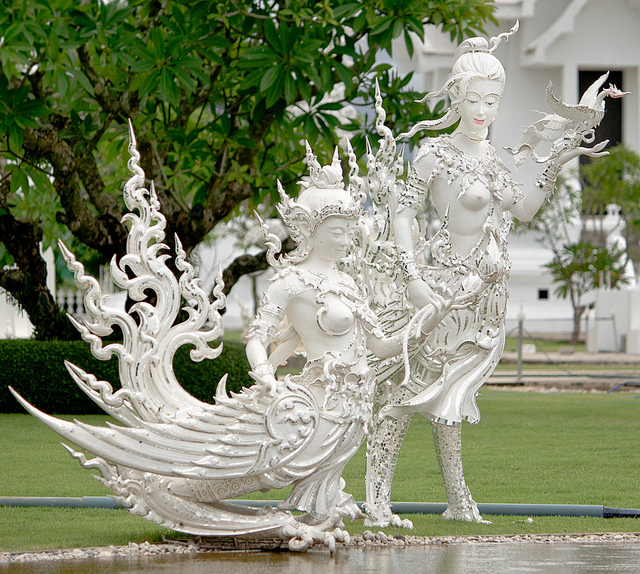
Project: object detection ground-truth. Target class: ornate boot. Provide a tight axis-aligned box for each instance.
[364,413,413,528]
[431,420,491,523]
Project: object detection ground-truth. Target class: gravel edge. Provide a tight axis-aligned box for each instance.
[2,532,640,564]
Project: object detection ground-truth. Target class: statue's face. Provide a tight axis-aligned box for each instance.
[458,78,503,135]
[309,216,356,262]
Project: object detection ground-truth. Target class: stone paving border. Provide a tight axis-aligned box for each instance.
[2,533,640,564]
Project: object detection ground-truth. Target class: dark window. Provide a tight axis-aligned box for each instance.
[578,70,623,167]
[538,289,549,300]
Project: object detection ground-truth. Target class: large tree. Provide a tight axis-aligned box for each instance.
[0,0,495,339]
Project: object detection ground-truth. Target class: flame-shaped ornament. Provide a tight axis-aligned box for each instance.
[10,121,362,551]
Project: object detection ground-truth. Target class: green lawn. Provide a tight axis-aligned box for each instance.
[1,390,640,551]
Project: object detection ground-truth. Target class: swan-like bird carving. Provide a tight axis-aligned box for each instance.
[9,121,386,552]
[506,72,628,165]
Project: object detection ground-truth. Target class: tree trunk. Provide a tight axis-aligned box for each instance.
[570,305,586,345]
[0,214,78,340]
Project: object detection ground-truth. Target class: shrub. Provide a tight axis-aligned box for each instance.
[0,339,253,415]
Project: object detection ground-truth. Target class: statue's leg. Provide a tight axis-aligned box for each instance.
[431,420,490,523]
[364,412,413,527]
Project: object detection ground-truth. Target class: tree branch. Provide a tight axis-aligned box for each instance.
[220,237,295,296]
[203,113,275,226]
[77,45,135,120]
[22,127,128,256]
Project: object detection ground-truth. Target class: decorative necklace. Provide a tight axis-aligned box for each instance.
[289,266,362,305]
[460,131,486,142]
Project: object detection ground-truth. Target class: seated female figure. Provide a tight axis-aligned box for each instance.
[246,153,447,522]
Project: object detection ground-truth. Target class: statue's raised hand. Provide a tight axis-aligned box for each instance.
[556,138,609,166]
[406,277,437,310]
[403,293,454,347]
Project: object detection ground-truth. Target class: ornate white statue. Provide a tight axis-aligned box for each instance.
[9,22,623,543]
[363,22,617,526]
[11,123,446,550]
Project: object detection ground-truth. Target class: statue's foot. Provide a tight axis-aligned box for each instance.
[283,515,350,553]
[363,503,413,529]
[365,513,413,529]
[335,495,366,521]
[442,504,492,524]
[287,526,350,553]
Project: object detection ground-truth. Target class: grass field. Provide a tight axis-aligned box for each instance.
[1,390,640,551]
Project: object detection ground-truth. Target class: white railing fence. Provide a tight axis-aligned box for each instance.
[56,289,89,320]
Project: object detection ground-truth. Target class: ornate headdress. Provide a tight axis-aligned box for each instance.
[454,20,519,59]
[259,141,365,267]
[397,21,518,140]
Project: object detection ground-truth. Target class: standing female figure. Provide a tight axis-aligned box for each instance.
[365,26,608,526]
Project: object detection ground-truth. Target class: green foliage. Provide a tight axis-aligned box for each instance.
[516,175,632,343]
[544,242,628,301]
[579,144,640,266]
[580,144,640,221]
[0,0,496,335]
[0,338,252,414]
[543,240,628,342]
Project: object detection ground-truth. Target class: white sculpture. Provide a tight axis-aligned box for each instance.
[9,22,622,543]
[363,22,615,527]
[506,71,628,166]
[10,123,446,550]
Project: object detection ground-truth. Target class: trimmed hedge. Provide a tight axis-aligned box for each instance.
[0,339,253,415]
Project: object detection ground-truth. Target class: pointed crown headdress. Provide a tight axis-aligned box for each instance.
[276,141,364,244]
[419,20,518,104]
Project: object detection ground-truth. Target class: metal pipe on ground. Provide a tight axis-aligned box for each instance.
[2,497,639,518]
[0,496,128,509]
[231,500,640,519]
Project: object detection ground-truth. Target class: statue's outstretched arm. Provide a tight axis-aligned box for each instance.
[392,153,439,309]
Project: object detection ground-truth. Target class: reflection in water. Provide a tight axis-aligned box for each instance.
[5,542,640,574]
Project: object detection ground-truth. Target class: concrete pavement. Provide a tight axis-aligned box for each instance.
[490,351,640,391]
